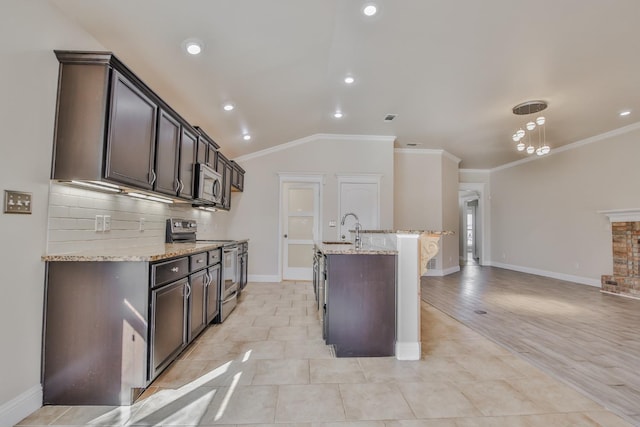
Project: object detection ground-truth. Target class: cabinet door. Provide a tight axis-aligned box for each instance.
[154,109,180,196]
[188,269,207,342]
[106,70,157,189]
[206,264,221,324]
[150,278,187,379]
[179,126,197,199]
[207,145,217,169]
[223,161,232,210]
[196,137,207,165]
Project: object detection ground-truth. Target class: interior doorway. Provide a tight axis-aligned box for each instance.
[279,174,322,281]
[459,182,486,266]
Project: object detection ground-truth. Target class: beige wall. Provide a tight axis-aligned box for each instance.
[227,135,395,280]
[441,155,460,272]
[489,125,640,284]
[394,150,460,273]
[0,0,105,420]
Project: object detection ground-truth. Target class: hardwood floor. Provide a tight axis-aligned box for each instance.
[421,265,640,426]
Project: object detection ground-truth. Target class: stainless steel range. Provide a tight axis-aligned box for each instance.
[166,218,239,322]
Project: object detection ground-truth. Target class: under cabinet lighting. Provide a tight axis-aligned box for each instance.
[198,206,218,212]
[620,110,631,117]
[333,111,343,119]
[344,76,355,84]
[223,103,235,111]
[243,134,251,141]
[69,180,122,193]
[127,192,173,204]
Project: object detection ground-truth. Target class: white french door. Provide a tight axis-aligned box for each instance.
[280,179,320,281]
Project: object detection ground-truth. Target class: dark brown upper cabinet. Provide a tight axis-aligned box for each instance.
[215,152,232,211]
[194,126,219,170]
[104,70,158,189]
[230,160,245,192]
[154,109,181,196]
[178,125,197,199]
[51,51,245,206]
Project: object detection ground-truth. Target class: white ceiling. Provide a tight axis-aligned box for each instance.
[48,0,640,168]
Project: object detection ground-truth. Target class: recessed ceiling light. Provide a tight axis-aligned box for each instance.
[184,39,203,55]
[362,3,377,16]
[243,134,251,141]
[333,111,343,119]
[223,103,235,111]
[620,110,631,117]
[344,76,355,84]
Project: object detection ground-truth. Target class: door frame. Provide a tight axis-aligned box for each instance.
[459,182,488,265]
[278,173,324,281]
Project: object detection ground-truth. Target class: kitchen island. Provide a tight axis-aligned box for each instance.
[316,230,448,360]
[315,242,397,357]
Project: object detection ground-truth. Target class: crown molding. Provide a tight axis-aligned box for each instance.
[234,133,396,162]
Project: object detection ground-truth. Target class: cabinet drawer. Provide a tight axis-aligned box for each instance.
[208,249,221,265]
[190,252,208,271]
[152,257,189,287]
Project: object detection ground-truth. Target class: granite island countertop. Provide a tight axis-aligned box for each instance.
[314,241,397,255]
[42,240,248,262]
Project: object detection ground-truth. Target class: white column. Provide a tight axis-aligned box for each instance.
[395,233,421,360]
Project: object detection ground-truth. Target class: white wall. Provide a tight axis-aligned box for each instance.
[489,124,640,285]
[227,135,395,280]
[0,1,106,424]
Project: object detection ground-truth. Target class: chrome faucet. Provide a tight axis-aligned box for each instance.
[341,212,362,249]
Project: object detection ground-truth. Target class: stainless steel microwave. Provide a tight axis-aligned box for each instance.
[194,163,223,205]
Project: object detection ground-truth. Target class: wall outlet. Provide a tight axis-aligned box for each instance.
[95,215,104,232]
[329,220,336,228]
[103,215,111,231]
[139,218,145,231]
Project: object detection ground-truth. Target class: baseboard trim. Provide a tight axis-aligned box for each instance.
[0,384,42,427]
[600,290,640,301]
[248,274,281,283]
[489,262,601,287]
[395,341,421,360]
[423,265,461,277]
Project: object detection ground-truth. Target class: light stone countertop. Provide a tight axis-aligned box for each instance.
[42,240,247,262]
[314,241,397,255]
[357,229,455,235]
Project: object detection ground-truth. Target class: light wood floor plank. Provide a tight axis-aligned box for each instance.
[421,265,640,425]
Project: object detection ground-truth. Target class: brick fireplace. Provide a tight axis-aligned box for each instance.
[600,210,640,299]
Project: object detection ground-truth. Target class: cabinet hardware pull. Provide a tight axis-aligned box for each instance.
[171,267,179,272]
[197,259,203,263]
[284,234,288,238]
[150,169,157,185]
[175,179,180,192]
[179,180,185,193]
[185,283,192,298]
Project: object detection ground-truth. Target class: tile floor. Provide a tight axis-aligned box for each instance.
[17,281,633,426]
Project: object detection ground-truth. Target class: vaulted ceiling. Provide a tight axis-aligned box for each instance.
[49,0,640,168]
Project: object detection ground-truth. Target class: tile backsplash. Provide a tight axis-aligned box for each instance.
[46,182,226,254]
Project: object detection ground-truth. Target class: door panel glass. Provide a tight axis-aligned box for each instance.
[288,244,313,268]
[288,188,314,212]
[288,216,313,239]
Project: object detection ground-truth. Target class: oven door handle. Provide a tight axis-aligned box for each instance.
[222,290,238,304]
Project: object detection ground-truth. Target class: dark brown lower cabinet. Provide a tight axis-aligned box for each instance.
[43,249,221,406]
[325,254,396,357]
[150,278,188,379]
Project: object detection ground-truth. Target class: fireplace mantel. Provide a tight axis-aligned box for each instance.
[598,209,640,223]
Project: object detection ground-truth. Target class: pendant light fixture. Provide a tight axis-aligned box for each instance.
[511,100,550,156]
